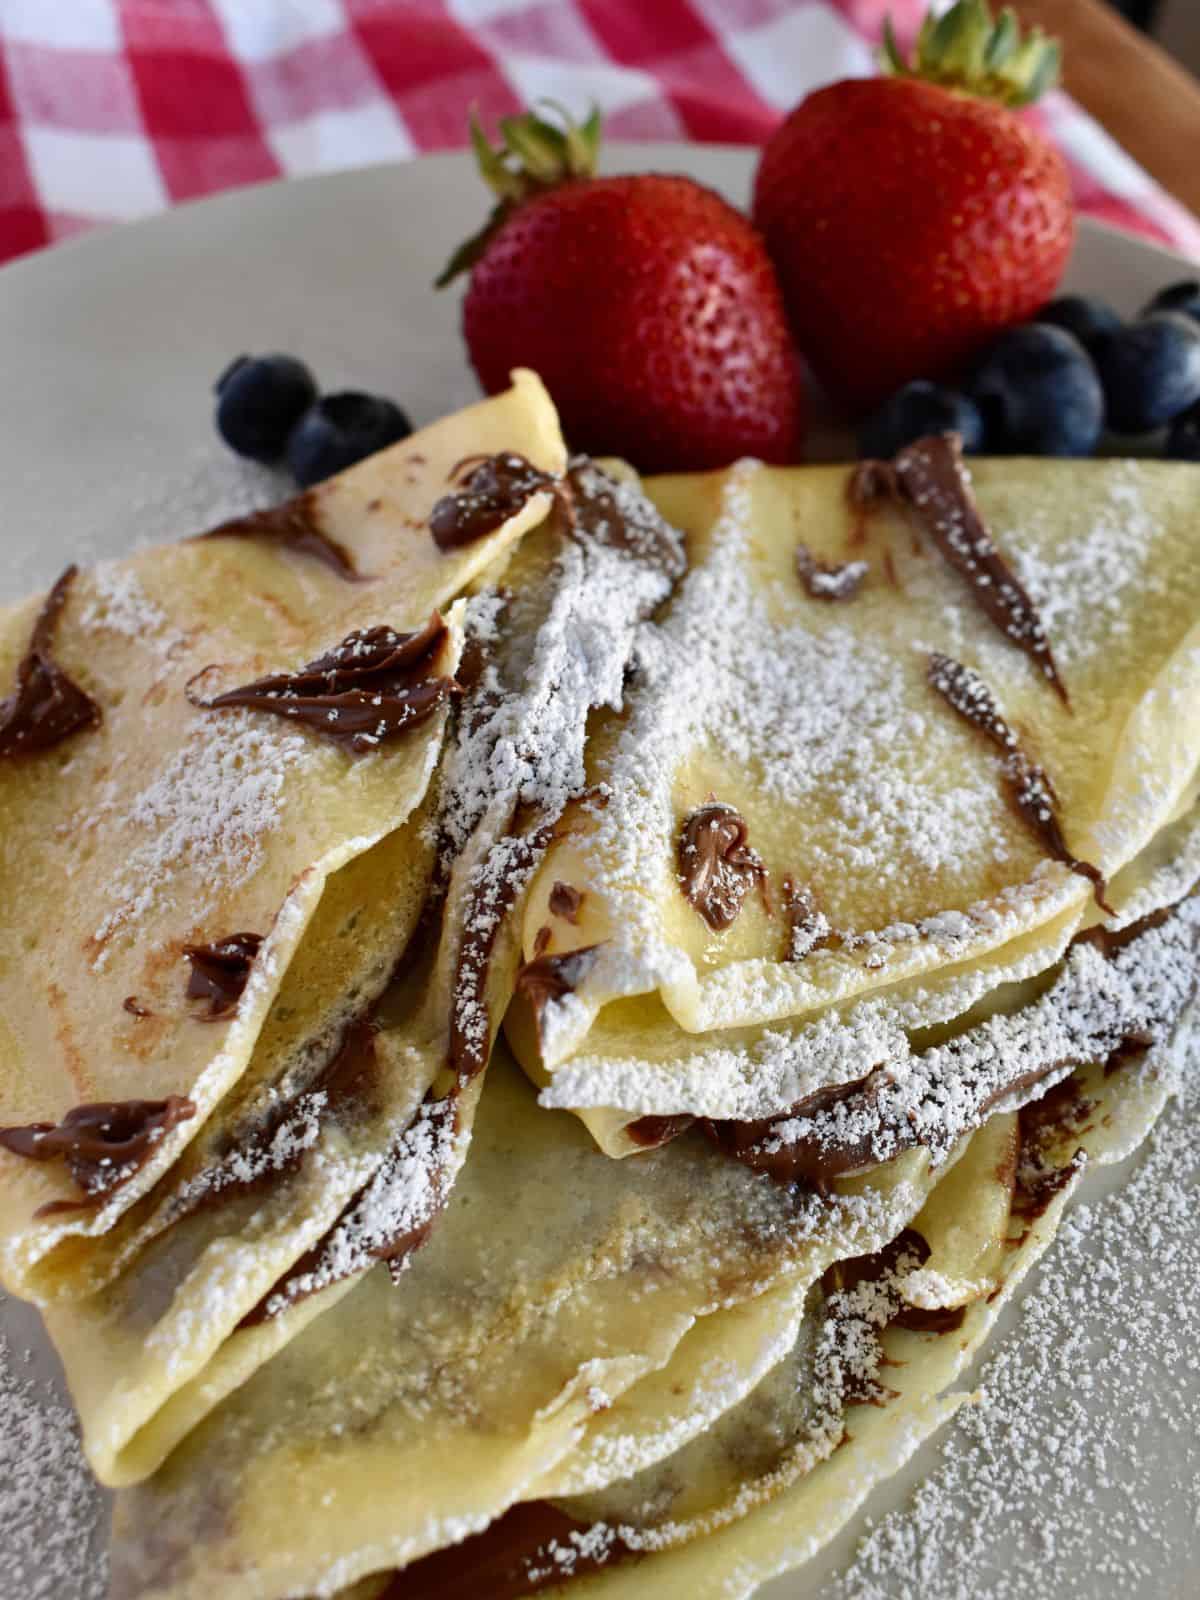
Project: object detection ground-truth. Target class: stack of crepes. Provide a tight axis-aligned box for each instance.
[0,371,1198,1600]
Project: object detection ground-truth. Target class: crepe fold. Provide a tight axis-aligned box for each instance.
[0,368,564,1289]
[5,418,1199,1600]
[507,446,1200,1149]
[106,829,1198,1598]
[12,448,684,1488]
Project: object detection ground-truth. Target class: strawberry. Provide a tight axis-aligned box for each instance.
[752,0,1074,413]
[440,106,805,473]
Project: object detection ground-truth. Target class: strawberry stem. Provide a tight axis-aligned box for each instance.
[880,1,1060,107]
[435,102,601,289]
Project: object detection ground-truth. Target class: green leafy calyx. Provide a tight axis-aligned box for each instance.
[436,102,601,289]
[880,1,1061,108]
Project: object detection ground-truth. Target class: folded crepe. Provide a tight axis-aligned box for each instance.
[509,443,1200,1151]
[468,1011,1197,1600]
[107,862,1198,1599]
[5,422,1198,1600]
[0,369,564,1297]
[107,1045,944,1600]
[27,458,685,1488]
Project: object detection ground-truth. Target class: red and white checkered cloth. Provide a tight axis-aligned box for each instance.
[3,0,1199,268]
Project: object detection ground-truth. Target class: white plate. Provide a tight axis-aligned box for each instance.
[0,147,1195,1600]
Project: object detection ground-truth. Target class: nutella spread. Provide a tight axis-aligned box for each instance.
[449,818,557,1082]
[782,877,834,962]
[704,1075,876,1192]
[548,881,584,923]
[0,1096,196,1200]
[0,566,101,759]
[708,890,1198,1193]
[514,944,602,1020]
[241,1075,456,1327]
[178,1017,381,1226]
[794,543,868,602]
[429,453,557,551]
[824,1227,964,1358]
[182,932,263,1019]
[187,613,457,754]
[387,1501,639,1599]
[197,497,368,581]
[858,434,1068,703]
[928,652,1107,903]
[565,462,688,584]
[625,1113,696,1150]
[678,801,766,932]
[1012,1077,1095,1222]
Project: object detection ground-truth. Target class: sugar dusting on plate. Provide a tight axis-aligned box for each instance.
[0,1297,107,1600]
[827,1026,1200,1600]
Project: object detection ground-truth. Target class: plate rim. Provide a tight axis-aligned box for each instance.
[0,141,1193,294]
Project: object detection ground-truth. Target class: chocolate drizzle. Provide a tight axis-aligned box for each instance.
[0,1097,196,1201]
[565,462,688,583]
[548,881,583,923]
[515,944,602,1021]
[794,543,868,602]
[182,932,263,1019]
[706,889,1198,1193]
[0,566,100,759]
[782,877,834,963]
[625,1113,697,1150]
[386,1501,639,1599]
[187,613,457,754]
[448,820,559,1080]
[678,801,766,932]
[928,652,1108,905]
[704,1076,876,1192]
[858,434,1068,703]
[197,497,368,581]
[429,453,558,551]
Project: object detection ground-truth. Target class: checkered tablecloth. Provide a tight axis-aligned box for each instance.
[3,0,1200,268]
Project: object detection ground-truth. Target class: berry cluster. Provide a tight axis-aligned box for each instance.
[216,355,411,487]
[860,281,1200,461]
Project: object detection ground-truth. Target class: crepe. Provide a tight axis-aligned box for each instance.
[107,1048,944,1600]
[510,445,1200,1147]
[106,837,1198,1599]
[25,457,685,1489]
[497,1020,1195,1600]
[0,369,564,1296]
[5,413,1198,1598]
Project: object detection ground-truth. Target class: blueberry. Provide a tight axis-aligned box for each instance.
[1095,312,1200,434]
[857,381,984,459]
[968,325,1103,457]
[1166,403,1200,461]
[215,353,318,463]
[1139,278,1200,324]
[286,392,413,487]
[1033,295,1123,354]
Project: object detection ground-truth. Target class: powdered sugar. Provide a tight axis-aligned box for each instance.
[435,463,682,863]
[827,1015,1200,1600]
[261,1091,463,1319]
[0,1297,107,1600]
[76,563,183,661]
[771,894,1199,1173]
[169,1089,328,1213]
[438,464,684,1075]
[88,709,314,959]
[560,459,1029,1033]
[1013,462,1165,671]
